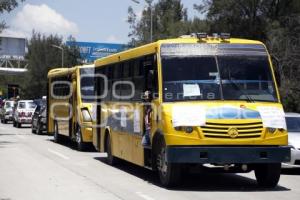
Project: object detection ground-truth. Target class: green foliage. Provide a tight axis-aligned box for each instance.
[20,32,81,99]
[128,0,300,112]
[128,0,202,46]
[194,0,300,112]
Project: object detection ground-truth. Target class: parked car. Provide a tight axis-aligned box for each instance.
[13,100,37,128]
[0,100,15,124]
[32,105,47,134]
[283,113,300,168]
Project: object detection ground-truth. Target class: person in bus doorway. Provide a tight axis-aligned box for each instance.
[142,90,152,147]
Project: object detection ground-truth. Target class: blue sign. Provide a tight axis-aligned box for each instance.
[66,41,129,63]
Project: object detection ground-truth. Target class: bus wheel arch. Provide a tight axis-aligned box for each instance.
[152,130,164,168]
[152,131,182,187]
[75,124,87,151]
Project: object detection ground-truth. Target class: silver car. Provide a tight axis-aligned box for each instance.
[0,100,15,124]
[283,113,300,168]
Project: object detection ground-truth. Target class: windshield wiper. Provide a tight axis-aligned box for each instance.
[227,79,255,103]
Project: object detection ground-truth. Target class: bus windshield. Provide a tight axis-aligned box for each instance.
[162,55,277,102]
[80,68,95,102]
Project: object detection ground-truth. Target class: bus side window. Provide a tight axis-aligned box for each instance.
[144,54,158,99]
[133,59,145,101]
[104,65,112,101]
[112,64,123,101]
[121,61,134,101]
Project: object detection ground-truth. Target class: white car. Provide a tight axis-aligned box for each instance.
[283,113,300,168]
[13,100,37,128]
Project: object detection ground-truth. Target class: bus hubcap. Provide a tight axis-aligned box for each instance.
[76,129,81,143]
[157,148,168,175]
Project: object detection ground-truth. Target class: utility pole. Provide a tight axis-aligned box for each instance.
[131,0,153,42]
[51,45,64,67]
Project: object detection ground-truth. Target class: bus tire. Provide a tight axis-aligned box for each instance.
[54,121,61,143]
[36,123,42,135]
[254,163,281,188]
[105,133,117,165]
[75,126,86,151]
[156,138,181,188]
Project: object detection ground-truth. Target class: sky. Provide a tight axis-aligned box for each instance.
[1,0,203,44]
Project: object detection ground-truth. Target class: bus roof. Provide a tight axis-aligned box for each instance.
[47,65,94,78]
[94,37,264,67]
[47,67,76,78]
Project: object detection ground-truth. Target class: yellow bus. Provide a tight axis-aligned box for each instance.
[47,65,96,151]
[92,33,290,187]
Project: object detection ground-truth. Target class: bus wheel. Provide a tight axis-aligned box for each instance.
[105,133,117,165]
[54,122,61,143]
[254,163,281,188]
[156,139,181,187]
[36,123,42,135]
[75,126,86,151]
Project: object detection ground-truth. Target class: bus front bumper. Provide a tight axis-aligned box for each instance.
[166,146,291,164]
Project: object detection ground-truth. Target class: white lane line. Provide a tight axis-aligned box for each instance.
[47,148,70,160]
[135,192,155,200]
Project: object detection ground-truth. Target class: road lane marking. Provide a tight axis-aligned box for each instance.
[47,148,70,160]
[135,192,155,200]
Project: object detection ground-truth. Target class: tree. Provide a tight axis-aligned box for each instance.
[0,0,25,32]
[128,0,191,46]
[194,0,300,112]
[21,32,81,99]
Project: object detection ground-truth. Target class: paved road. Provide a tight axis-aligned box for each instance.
[0,122,300,200]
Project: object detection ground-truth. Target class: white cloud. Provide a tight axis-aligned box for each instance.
[1,4,79,39]
[106,35,121,43]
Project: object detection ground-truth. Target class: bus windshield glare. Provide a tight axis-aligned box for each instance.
[162,55,277,102]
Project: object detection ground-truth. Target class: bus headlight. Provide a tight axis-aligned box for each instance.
[81,109,92,122]
[174,126,194,134]
[267,128,277,134]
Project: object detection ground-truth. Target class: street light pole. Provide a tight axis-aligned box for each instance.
[149,0,153,42]
[131,0,153,42]
[51,44,64,67]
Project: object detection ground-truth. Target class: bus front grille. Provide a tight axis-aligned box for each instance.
[201,122,263,139]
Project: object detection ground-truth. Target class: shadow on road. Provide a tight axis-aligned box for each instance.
[94,157,290,192]
[47,137,96,152]
[281,168,300,175]
[0,140,14,148]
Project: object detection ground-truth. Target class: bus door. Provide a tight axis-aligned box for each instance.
[53,76,72,137]
[70,75,77,139]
